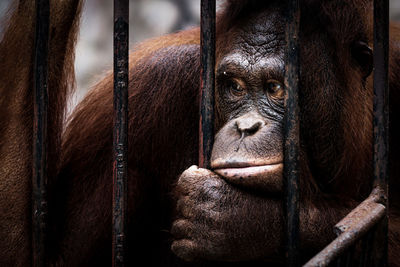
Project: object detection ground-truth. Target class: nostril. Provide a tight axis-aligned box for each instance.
[236,120,262,137]
[245,122,261,136]
[243,122,261,136]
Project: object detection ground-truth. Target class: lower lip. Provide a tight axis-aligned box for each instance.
[214,164,282,177]
[214,163,283,192]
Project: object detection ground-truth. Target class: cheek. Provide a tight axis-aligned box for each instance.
[258,96,285,121]
[215,94,253,130]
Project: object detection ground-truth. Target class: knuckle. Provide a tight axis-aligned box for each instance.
[198,202,222,219]
[171,239,198,262]
[197,180,226,201]
[206,177,224,187]
[171,219,191,238]
[179,199,195,219]
[177,167,199,187]
[176,198,188,215]
[187,165,199,171]
[178,166,223,191]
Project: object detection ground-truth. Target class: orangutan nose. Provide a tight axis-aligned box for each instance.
[235,115,264,138]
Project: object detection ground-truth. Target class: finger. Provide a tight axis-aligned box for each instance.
[197,178,226,200]
[178,166,217,187]
[175,196,196,219]
[171,239,199,262]
[171,219,193,239]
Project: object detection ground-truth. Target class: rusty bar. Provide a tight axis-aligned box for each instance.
[113,0,129,266]
[303,192,386,267]
[283,0,300,266]
[372,0,389,265]
[199,0,216,169]
[32,0,50,266]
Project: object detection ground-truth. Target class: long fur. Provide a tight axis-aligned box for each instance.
[0,1,82,265]
[0,0,399,266]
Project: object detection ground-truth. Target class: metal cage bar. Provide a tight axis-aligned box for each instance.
[284,0,301,266]
[303,192,386,266]
[112,0,129,266]
[32,0,50,266]
[199,0,216,169]
[372,0,390,264]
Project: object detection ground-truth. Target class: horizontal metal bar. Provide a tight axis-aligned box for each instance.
[303,191,386,267]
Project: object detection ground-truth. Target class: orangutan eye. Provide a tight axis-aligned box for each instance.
[351,41,373,79]
[266,80,284,99]
[227,79,246,97]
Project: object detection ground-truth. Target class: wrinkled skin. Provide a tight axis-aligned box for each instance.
[171,166,282,262]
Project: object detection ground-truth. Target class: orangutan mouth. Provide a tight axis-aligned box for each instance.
[211,160,283,193]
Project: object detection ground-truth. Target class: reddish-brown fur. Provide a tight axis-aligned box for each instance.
[0,0,82,265]
[0,0,399,266]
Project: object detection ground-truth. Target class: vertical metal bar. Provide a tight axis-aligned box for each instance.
[284,0,301,266]
[344,245,355,267]
[113,0,129,266]
[336,255,342,267]
[32,0,49,266]
[199,0,216,169]
[372,0,389,265]
[359,230,374,267]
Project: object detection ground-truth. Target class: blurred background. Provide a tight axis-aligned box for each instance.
[0,0,399,111]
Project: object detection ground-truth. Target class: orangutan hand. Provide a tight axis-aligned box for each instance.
[171,165,283,262]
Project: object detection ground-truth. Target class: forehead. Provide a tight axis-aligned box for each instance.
[234,9,284,50]
[218,8,286,73]
[233,8,286,53]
